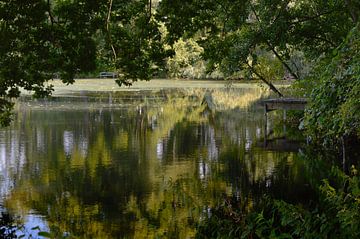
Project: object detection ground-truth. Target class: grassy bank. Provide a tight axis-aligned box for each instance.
[20,78,291,96]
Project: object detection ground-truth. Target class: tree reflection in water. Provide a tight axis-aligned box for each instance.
[0,88,313,238]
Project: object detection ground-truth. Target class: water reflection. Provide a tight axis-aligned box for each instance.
[0,88,312,238]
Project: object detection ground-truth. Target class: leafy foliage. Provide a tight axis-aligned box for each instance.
[253,47,284,82]
[304,24,360,147]
[155,0,359,88]
[167,38,208,79]
[108,0,169,86]
[0,0,168,126]
[196,166,360,239]
[0,0,104,126]
[1,0,360,126]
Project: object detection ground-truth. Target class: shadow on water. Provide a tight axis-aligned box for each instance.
[0,87,322,238]
[0,207,17,239]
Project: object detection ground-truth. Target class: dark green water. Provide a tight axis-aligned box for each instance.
[0,88,312,238]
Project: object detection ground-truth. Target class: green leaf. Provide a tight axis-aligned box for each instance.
[38,231,52,238]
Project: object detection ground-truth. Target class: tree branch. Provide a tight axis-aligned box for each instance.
[269,0,292,25]
[246,62,283,98]
[149,0,152,20]
[306,35,337,48]
[267,41,299,79]
[47,0,55,26]
[249,2,299,80]
[290,9,339,24]
[107,0,117,60]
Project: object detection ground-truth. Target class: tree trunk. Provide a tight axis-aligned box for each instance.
[266,41,299,80]
[246,63,283,97]
[107,0,117,60]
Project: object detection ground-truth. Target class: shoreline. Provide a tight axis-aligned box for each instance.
[21,78,291,96]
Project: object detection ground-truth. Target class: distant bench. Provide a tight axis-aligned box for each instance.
[262,98,308,113]
[99,72,117,78]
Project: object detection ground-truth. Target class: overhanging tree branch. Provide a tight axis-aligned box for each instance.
[249,2,299,80]
[266,40,299,79]
[246,62,283,98]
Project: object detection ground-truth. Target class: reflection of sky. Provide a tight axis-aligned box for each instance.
[199,161,210,180]
[36,128,45,152]
[245,128,252,151]
[65,131,90,158]
[79,135,89,158]
[0,143,13,200]
[207,127,218,161]
[0,129,52,238]
[0,92,302,237]
[63,131,74,156]
[0,143,6,172]
[149,115,158,130]
[156,139,164,160]
[0,131,25,200]
[16,212,49,238]
[256,127,262,139]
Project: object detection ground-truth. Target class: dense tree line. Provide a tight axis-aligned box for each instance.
[1,0,359,143]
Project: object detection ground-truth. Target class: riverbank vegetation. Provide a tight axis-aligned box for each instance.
[195,23,360,239]
[2,0,359,124]
[197,170,360,238]
[1,0,360,238]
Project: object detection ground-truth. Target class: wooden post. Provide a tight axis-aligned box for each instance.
[283,109,287,137]
[264,104,268,145]
[342,136,346,172]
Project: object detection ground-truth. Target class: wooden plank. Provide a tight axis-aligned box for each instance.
[262,98,307,112]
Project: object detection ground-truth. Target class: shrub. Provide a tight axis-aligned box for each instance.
[303,24,360,147]
[167,38,206,79]
[196,167,360,239]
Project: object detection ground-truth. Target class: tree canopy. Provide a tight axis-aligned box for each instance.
[157,0,357,88]
[0,0,360,127]
[0,0,167,126]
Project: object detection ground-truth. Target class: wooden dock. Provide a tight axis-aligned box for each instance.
[260,98,308,151]
[263,98,308,112]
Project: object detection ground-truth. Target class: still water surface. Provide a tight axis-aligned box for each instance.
[0,88,311,238]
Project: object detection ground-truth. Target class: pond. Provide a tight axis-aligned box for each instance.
[0,86,313,238]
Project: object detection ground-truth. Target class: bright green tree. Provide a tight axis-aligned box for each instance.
[156,0,358,96]
[0,0,168,126]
